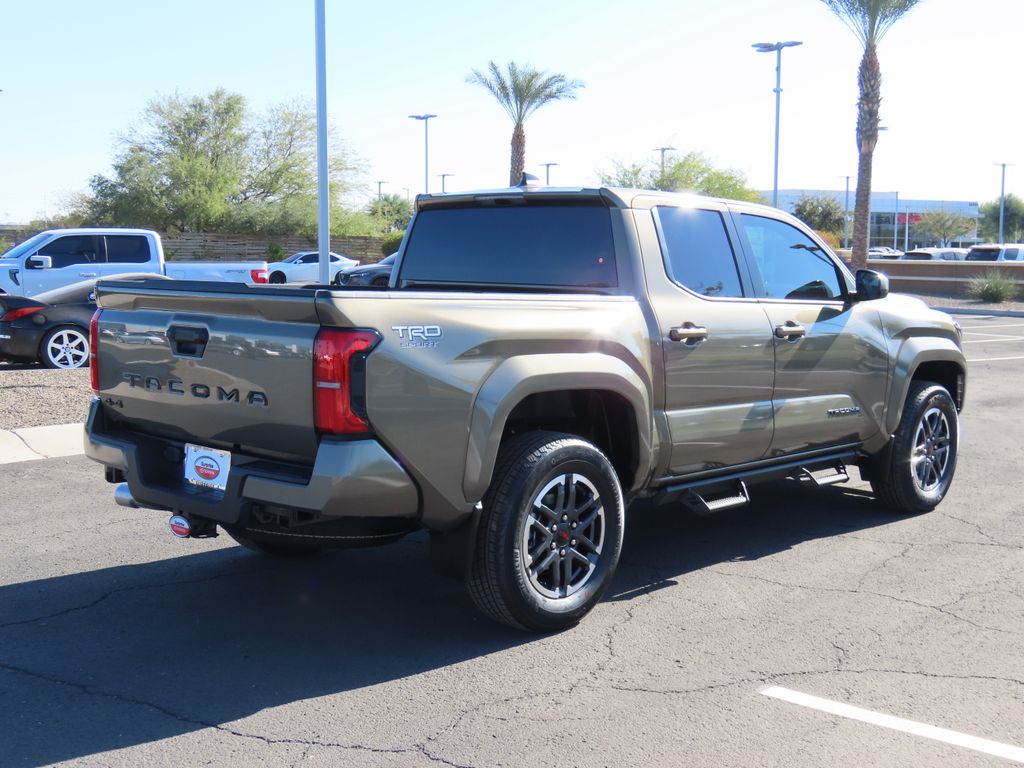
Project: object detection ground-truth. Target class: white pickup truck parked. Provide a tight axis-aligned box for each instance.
[0,228,268,297]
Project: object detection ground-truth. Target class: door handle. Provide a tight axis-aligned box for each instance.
[669,322,708,344]
[78,272,98,278]
[775,321,806,340]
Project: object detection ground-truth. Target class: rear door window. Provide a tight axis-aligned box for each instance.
[399,203,616,290]
[105,235,151,264]
[654,206,744,297]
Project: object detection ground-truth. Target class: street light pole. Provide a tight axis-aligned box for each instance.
[652,146,676,181]
[753,41,802,208]
[996,162,1012,243]
[439,173,453,193]
[408,114,437,194]
[540,162,559,185]
[376,180,387,200]
[313,0,331,285]
[893,191,899,250]
[841,175,851,249]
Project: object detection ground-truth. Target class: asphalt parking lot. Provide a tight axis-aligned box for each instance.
[1,312,1022,767]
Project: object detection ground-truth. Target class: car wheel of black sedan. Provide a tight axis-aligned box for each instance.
[41,326,90,369]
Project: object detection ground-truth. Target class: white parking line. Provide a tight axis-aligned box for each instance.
[961,330,1024,338]
[762,686,1024,764]
[959,323,1024,331]
[961,336,1024,344]
[967,356,1024,363]
[0,423,85,464]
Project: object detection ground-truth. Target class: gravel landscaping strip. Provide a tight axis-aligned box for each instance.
[0,364,92,429]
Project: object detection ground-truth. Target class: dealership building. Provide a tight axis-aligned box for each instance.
[772,189,981,249]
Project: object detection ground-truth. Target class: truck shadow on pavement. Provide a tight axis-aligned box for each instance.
[0,478,896,766]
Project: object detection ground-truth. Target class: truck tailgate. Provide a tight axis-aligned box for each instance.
[94,281,321,463]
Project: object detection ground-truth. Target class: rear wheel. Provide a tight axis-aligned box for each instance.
[870,381,959,514]
[467,431,625,632]
[269,271,286,284]
[41,326,90,369]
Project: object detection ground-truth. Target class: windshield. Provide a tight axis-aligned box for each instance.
[966,248,999,261]
[0,232,50,261]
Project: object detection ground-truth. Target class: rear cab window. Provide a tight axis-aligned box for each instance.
[398,201,617,291]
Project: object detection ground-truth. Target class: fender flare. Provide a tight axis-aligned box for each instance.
[886,338,966,435]
[462,353,652,501]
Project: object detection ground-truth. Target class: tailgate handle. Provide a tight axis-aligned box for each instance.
[167,326,209,357]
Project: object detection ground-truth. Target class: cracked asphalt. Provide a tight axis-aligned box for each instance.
[1,314,1022,767]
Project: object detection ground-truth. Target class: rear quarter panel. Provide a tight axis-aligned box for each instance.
[315,291,654,529]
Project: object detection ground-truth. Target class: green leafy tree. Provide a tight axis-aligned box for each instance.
[367,193,413,232]
[599,151,763,201]
[822,0,923,269]
[467,61,583,186]
[979,195,1024,242]
[793,194,846,235]
[913,211,975,246]
[83,90,364,235]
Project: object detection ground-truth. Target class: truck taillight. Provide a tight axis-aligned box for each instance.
[251,269,268,283]
[90,309,102,393]
[313,329,380,434]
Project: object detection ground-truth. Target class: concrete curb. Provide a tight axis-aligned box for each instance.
[0,423,84,465]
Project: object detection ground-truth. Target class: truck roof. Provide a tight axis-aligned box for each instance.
[414,186,780,216]
[38,227,159,237]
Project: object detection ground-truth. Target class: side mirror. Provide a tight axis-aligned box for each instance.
[26,255,53,270]
[855,269,889,302]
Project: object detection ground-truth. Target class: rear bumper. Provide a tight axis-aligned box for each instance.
[84,398,420,525]
[0,322,41,361]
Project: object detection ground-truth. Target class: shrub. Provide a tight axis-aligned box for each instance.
[0,237,11,256]
[967,272,1018,303]
[266,243,285,261]
[381,231,404,256]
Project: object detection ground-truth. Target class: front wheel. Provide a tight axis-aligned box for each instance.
[41,326,90,369]
[869,381,959,514]
[467,431,625,632]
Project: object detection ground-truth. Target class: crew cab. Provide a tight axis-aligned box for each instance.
[0,228,268,297]
[84,186,967,632]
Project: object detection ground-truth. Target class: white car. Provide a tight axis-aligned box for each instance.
[267,251,360,283]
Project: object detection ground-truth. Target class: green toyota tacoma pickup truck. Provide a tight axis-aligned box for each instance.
[85,186,966,632]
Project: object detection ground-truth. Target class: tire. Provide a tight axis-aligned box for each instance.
[269,271,286,284]
[221,525,322,557]
[467,431,625,632]
[41,326,90,369]
[869,381,959,514]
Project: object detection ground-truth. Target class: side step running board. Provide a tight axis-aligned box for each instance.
[798,461,850,487]
[683,481,750,515]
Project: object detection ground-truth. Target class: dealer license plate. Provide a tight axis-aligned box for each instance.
[184,443,231,492]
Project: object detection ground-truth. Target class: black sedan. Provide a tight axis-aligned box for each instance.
[333,253,396,287]
[0,274,162,369]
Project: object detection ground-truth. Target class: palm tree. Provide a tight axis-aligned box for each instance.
[467,61,583,186]
[822,0,921,269]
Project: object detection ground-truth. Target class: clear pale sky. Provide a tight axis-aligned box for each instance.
[0,0,1017,223]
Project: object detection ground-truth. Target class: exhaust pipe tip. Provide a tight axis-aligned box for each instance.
[113,483,139,509]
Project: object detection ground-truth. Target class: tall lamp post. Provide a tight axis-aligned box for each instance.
[313,0,331,285]
[652,146,676,181]
[439,173,453,193]
[840,175,851,249]
[540,162,559,185]
[408,114,437,194]
[376,180,387,200]
[753,41,802,208]
[996,163,1012,243]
